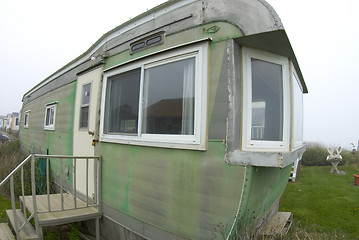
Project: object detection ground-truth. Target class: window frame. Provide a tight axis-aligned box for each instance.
[242,47,290,152]
[290,62,304,150]
[24,112,29,128]
[100,42,208,150]
[79,82,92,130]
[44,103,57,130]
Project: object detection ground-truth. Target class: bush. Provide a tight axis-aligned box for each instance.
[0,138,30,197]
[302,142,359,166]
[301,143,329,166]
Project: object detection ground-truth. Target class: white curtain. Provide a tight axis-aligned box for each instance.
[181,59,195,135]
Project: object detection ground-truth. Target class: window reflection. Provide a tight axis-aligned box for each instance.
[251,58,283,141]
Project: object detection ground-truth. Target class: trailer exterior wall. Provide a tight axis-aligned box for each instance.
[19,82,76,185]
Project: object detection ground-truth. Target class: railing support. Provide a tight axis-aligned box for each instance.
[21,166,26,217]
[31,154,41,237]
[46,157,51,212]
[74,158,77,209]
[1,153,102,239]
[60,158,64,211]
[10,175,19,238]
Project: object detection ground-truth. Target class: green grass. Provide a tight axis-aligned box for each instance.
[279,165,359,239]
[0,194,12,223]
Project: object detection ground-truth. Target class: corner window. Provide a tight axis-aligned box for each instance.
[242,48,290,151]
[291,64,304,150]
[44,103,57,130]
[79,83,91,129]
[100,43,208,150]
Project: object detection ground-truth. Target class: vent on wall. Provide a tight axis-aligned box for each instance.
[130,32,165,54]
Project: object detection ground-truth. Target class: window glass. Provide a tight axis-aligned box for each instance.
[105,69,141,134]
[45,108,51,126]
[24,113,28,127]
[82,83,91,105]
[80,83,91,129]
[80,106,89,128]
[143,57,195,135]
[251,58,283,141]
[44,104,56,130]
[292,71,303,147]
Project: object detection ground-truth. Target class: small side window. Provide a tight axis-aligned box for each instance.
[24,111,30,128]
[79,83,91,129]
[291,64,304,150]
[44,103,57,130]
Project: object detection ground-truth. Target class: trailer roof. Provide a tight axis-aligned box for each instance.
[23,0,307,100]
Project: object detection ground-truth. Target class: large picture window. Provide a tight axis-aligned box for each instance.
[242,48,290,151]
[143,57,195,135]
[100,43,208,150]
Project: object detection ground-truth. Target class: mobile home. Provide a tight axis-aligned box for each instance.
[10,0,307,239]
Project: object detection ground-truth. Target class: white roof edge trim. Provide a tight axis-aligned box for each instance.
[24,0,197,99]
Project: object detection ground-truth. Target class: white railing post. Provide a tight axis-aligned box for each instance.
[86,158,89,207]
[46,157,51,212]
[21,166,26,216]
[60,158,64,211]
[31,154,41,237]
[97,156,102,212]
[10,175,19,238]
[73,158,77,209]
[94,158,98,206]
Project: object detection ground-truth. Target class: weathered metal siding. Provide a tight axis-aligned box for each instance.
[230,165,292,238]
[20,82,76,154]
[98,22,247,239]
[99,141,246,239]
[19,82,76,184]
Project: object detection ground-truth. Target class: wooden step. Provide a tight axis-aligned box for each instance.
[6,209,40,240]
[0,223,15,240]
[21,193,102,226]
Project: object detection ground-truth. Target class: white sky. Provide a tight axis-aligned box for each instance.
[0,0,358,149]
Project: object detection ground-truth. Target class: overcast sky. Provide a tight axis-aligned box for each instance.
[0,0,358,149]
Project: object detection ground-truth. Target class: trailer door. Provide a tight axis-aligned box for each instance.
[73,67,102,198]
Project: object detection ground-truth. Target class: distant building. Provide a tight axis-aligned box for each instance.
[5,114,11,131]
[0,116,5,129]
[11,112,20,131]
[0,112,20,131]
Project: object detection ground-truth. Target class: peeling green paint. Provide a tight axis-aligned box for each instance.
[99,141,246,239]
[104,22,243,71]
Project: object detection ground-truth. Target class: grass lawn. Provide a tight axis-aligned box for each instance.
[279,164,359,239]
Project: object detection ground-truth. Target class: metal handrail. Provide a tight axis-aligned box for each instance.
[0,153,102,239]
[32,154,102,214]
[0,154,31,187]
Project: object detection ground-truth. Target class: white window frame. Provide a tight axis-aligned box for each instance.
[79,82,92,130]
[100,42,208,150]
[290,62,304,150]
[44,103,57,130]
[242,47,290,152]
[24,111,30,128]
